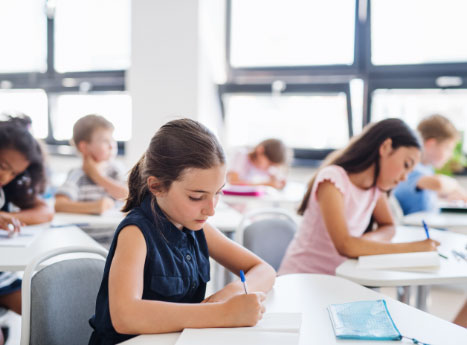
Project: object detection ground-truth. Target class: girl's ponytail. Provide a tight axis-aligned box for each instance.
[122,155,147,212]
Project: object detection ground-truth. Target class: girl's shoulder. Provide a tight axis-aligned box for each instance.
[316,165,349,183]
[312,165,351,198]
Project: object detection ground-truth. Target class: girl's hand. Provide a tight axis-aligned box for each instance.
[412,239,440,252]
[0,215,21,236]
[221,292,266,327]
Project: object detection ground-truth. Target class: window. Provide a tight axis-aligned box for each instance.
[0,0,131,152]
[230,0,356,68]
[371,0,467,66]
[54,93,132,141]
[224,92,349,149]
[225,0,467,167]
[54,0,131,72]
[0,0,47,73]
[371,88,467,152]
[0,89,48,138]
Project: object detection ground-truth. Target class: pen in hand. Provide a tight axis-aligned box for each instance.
[240,270,248,295]
[422,220,447,259]
[422,220,430,239]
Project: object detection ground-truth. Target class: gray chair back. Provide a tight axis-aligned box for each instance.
[242,213,297,271]
[21,246,107,345]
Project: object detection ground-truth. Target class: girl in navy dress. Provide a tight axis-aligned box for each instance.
[89,118,276,344]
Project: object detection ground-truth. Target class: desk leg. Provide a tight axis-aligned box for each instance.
[416,286,430,311]
[397,286,411,305]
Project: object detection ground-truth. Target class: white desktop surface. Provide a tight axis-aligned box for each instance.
[336,226,467,286]
[120,274,467,345]
[403,211,467,234]
[0,225,104,271]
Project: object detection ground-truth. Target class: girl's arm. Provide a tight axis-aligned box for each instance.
[0,197,53,225]
[317,181,439,258]
[361,193,396,242]
[202,223,276,303]
[417,175,467,201]
[109,226,265,335]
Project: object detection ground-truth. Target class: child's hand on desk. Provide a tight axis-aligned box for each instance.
[0,215,21,237]
[412,239,441,252]
[92,197,115,215]
[220,292,266,327]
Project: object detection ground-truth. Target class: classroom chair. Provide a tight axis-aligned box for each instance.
[20,246,108,345]
[238,208,297,271]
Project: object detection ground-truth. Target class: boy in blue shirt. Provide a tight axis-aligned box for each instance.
[394,114,467,215]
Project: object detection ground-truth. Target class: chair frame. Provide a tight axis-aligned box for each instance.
[20,246,108,345]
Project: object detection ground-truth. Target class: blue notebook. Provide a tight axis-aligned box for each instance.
[327,300,402,341]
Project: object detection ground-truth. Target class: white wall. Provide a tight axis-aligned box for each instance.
[127,0,226,168]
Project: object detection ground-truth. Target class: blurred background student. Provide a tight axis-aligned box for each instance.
[227,138,289,189]
[394,114,467,215]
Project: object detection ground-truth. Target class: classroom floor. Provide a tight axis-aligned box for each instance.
[2,284,465,344]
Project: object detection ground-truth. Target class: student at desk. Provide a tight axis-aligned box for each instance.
[54,114,128,215]
[89,119,275,345]
[0,115,53,345]
[227,139,289,189]
[279,119,440,276]
[394,114,467,215]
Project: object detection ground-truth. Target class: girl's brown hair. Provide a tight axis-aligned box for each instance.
[297,118,421,215]
[417,114,459,142]
[0,115,46,209]
[122,118,225,212]
[250,138,288,164]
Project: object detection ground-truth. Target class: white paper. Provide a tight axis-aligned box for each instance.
[358,251,440,271]
[0,224,44,247]
[174,313,301,345]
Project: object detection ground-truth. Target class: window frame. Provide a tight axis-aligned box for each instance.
[0,4,127,155]
[223,0,467,165]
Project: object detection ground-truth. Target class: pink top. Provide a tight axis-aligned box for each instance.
[278,165,381,275]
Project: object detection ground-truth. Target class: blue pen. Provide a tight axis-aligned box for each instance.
[239,270,248,294]
[422,220,430,239]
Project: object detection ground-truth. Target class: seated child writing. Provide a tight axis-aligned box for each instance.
[227,138,289,189]
[0,115,53,345]
[279,118,440,276]
[394,114,467,215]
[55,114,128,215]
[88,119,276,344]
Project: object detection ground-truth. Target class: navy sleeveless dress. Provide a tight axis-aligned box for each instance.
[89,194,210,344]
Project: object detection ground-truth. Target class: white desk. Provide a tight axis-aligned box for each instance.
[336,226,467,310]
[403,211,467,234]
[120,274,467,345]
[0,225,104,271]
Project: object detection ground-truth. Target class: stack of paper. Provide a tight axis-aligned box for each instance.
[174,313,302,345]
[358,251,440,272]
